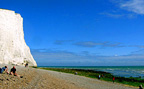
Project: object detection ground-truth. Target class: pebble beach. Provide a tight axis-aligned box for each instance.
[0,64,138,89]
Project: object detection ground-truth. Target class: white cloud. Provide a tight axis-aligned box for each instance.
[120,0,144,14]
[31,49,144,66]
[100,12,124,18]
[74,41,122,48]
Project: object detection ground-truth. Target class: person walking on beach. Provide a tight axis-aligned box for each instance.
[113,77,115,83]
[0,66,9,74]
[139,85,143,89]
[75,72,78,75]
[98,75,101,80]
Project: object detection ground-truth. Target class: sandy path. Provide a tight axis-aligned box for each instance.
[0,65,138,89]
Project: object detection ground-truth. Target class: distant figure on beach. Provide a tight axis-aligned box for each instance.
[25,63,28,67]
[98,75,101,79]
[139,85,143,89]
[75,72,78,75]
[113,77,115,83]
[0,66,9,74]
[10,66,23,78]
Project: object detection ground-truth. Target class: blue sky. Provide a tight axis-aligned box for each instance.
[1,0,144,66]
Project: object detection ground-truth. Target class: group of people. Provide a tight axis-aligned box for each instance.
[0,66,22,78]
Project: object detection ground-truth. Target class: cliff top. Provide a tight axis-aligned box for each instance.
[0,8,20,15]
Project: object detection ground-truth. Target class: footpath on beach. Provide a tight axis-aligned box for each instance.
[0,64,137,89]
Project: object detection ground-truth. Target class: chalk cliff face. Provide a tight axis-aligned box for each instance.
[0,9,37,66]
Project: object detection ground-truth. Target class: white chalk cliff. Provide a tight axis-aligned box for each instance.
[0,9,37,66]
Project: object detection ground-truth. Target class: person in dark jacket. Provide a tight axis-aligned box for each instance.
[139,85,143,89]
[10,66,23,78]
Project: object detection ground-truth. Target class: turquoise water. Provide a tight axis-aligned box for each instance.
[39,66,144,78]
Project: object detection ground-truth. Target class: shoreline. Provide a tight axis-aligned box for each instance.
[0,65,138,89]
[36,67,137,89]
[36,67,143,87]
[38,66,144,78]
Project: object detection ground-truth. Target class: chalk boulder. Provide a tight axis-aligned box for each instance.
[0,9,37,66]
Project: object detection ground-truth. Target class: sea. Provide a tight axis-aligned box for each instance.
[39,66,144,78]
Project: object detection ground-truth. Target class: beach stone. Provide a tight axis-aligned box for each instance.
[0,9,37,66]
